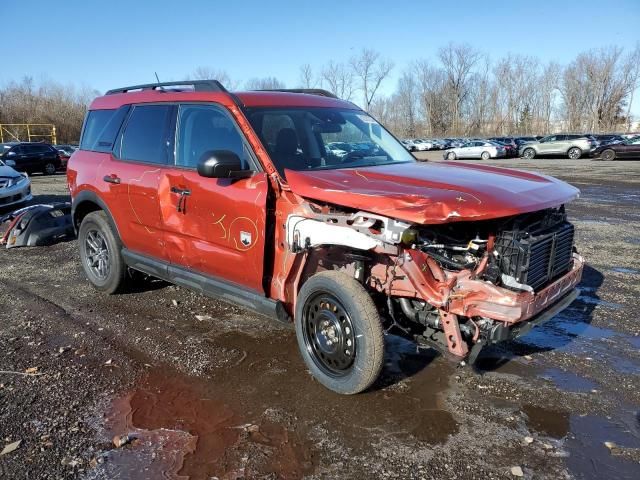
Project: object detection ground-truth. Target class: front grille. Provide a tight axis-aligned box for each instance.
[495,222,575,290]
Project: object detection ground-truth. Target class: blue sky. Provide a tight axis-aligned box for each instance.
[2,0,639,109]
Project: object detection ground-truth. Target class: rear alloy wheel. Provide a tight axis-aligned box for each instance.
[78,211,127,294]
[522,148,536,159]
[43,162,57,175]
[447,152,457,160]
[481,151,491,160]
[601,149,616,161]
[295,271,384,395]
[567,147,582,159]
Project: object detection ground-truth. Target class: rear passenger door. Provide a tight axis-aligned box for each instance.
[158,103,269,293]
[106,104,173,262]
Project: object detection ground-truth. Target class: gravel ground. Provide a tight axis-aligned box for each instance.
[0,157,639,479]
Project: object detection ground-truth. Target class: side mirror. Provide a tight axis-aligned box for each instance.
[5,159,16,167]
[197,150,252,179]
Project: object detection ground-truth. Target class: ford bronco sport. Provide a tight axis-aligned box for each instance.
[68,80,584,394]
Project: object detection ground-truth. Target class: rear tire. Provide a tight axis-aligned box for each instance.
[295,271,384,395]
[43,162,57,175]
[567,147,582,159]
[481,151,491,160]
[522,148,536,159]
[78,211,127,294]
[601,149,616,161]
[447,152,457,160]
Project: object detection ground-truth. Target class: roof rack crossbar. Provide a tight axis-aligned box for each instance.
[106,80,226,95]
[254,88,338,99]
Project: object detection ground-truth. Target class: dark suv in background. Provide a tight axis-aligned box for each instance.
[0,142,62,175]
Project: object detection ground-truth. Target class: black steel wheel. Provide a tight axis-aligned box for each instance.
[302,293,356,376]
[295,271,384,394]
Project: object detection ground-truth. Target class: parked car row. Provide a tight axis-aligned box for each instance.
[0,141,77,174]
[399,133,640,161]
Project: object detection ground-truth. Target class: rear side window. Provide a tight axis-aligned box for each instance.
[81,107,129,152]
[119,105,171,164]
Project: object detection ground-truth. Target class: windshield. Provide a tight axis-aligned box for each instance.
[245,107,414,177]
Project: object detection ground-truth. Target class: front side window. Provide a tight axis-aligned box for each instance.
[175,104,245,169]
[120,105,171,164]
[245,107,414,178]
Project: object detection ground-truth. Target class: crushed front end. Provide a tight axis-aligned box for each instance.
[285,204,583,364]
[378,206,583,362]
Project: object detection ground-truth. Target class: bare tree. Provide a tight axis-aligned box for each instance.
[188,67,239,89]
[0,76,96,143]
[298,64,317,89]
[437,43,480,134]
[244,77,286,90]
[321,61,356,100]
[349,48,394,111]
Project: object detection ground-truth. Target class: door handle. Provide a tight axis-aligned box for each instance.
[103,174,121,184]
[170,186,191,213]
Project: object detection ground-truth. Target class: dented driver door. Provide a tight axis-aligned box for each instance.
[158,103,269,293]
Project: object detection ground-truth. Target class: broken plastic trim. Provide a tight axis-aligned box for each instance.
[0,203,74,248]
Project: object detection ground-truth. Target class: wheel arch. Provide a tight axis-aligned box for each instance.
[72,191,123,243]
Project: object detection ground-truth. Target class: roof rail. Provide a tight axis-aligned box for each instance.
[105,80,227,95]
[254,88,338,99]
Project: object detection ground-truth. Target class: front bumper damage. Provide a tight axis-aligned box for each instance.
[395,250,584,362]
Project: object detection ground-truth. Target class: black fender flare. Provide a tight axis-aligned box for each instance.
[71,190,123,243]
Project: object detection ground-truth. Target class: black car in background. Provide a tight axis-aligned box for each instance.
[594,134,625,146]
[0,142,62,175]
[488,137,518,157]
[593,136,640,160]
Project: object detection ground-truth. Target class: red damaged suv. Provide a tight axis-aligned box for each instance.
[68,81,584,394]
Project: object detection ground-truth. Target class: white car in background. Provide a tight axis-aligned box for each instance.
[0,159,32,208]
[413,139,433,151]
[401,139,417,151]
[444,140,506,160]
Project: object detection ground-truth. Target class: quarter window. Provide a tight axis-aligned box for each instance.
[175,104,245,169]
[81,107,129,153]
[120,105,171,164]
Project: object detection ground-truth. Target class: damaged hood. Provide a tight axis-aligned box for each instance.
[285,161,580,224]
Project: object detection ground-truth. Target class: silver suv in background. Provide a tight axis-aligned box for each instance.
[519,134,596,159]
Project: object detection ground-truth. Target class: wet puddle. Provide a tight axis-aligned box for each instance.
[523,404,570,438]
[523,404,640,479]
[540,368,598,393]
[99,370,315,479]
[611,266,640,275]
[566,412,640,480]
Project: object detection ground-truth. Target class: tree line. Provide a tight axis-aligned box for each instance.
[0,78,97,144]
[193,43,640,137]
[1,43,638,144]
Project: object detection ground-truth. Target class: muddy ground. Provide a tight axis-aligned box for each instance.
[0,156,639,479]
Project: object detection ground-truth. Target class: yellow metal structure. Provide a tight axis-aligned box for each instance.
[0,124,57,144]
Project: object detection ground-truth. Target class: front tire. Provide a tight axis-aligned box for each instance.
[522,148,536,159]
[447,152,457,160]
[295,271,384,395]
[567,147,582,159]
[481,151,491,160]
[78,211,127,294]
[601,149,616,161]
